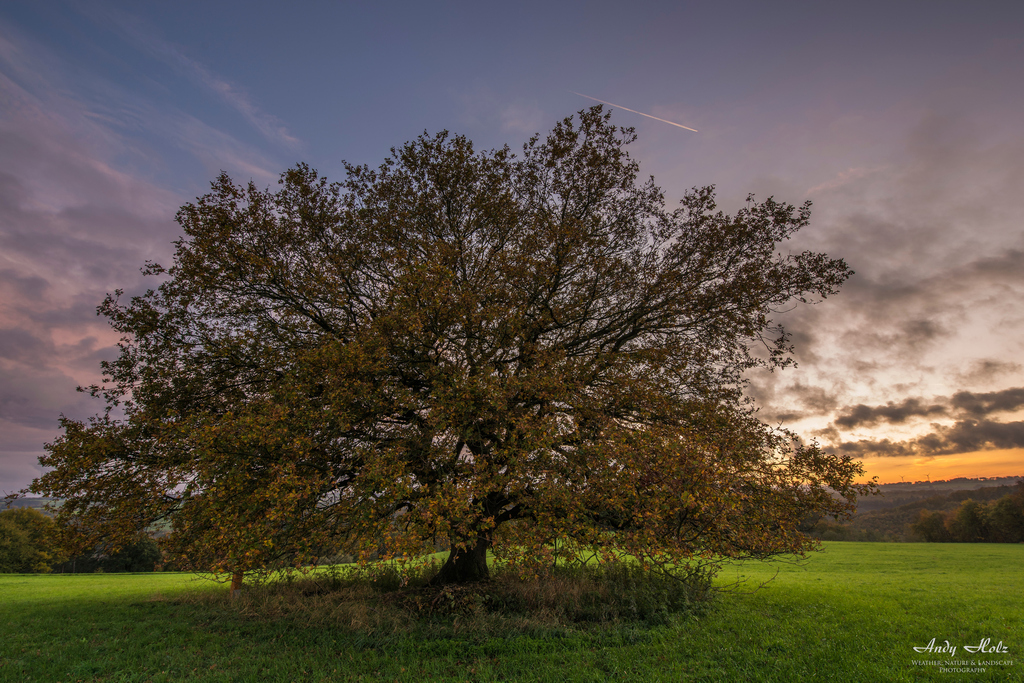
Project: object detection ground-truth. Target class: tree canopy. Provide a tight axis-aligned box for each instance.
[31,107,873,584]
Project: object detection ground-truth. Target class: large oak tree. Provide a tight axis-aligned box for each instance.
[32,107,872,584]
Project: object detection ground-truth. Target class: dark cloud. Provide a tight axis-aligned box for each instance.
[923,420,1024,454]
[835,437,914,458]
[754,242,1024,426]
[838,420,1024,458]
[764,116,1024,462]
[830,387,1024,431]
[951,388,1024,418]
[834,397,948,429]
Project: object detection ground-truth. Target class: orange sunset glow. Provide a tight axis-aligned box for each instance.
[857,449,1024,485]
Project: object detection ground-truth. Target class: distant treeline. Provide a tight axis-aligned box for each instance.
[809,480,1024,542]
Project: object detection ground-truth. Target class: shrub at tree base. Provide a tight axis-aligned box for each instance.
[184,561,713,633]
[28,106,873,586]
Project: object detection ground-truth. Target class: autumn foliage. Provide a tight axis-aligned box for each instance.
[31,107,872,584]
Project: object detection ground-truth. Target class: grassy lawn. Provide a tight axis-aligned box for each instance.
[0,542,1021,682]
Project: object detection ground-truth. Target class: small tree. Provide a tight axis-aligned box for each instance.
[947,500,990,542]
[911,509,951,543]
[31,107,872,584]
[0,507,64,573]
[985,483,1024,543]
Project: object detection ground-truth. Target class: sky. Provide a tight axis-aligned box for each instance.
[1,0,1022,493]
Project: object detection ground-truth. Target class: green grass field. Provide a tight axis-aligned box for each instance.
[1,543,1021,682]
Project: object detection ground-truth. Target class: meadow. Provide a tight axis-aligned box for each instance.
[1,543,1020,682]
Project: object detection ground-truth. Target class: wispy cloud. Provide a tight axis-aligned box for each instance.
[0,22,292,491]
[98,8,302,151]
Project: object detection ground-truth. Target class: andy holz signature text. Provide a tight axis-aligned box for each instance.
[913,638,1010,657]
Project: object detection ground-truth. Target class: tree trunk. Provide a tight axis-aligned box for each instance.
[430,536,490,585]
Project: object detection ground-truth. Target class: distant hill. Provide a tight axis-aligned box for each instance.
[4,497,61,513]
[811,477,1023,541]
[856,476,1024,513]
[852,485,1015,538]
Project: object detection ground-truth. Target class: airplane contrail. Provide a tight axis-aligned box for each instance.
[570,91,698,133]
